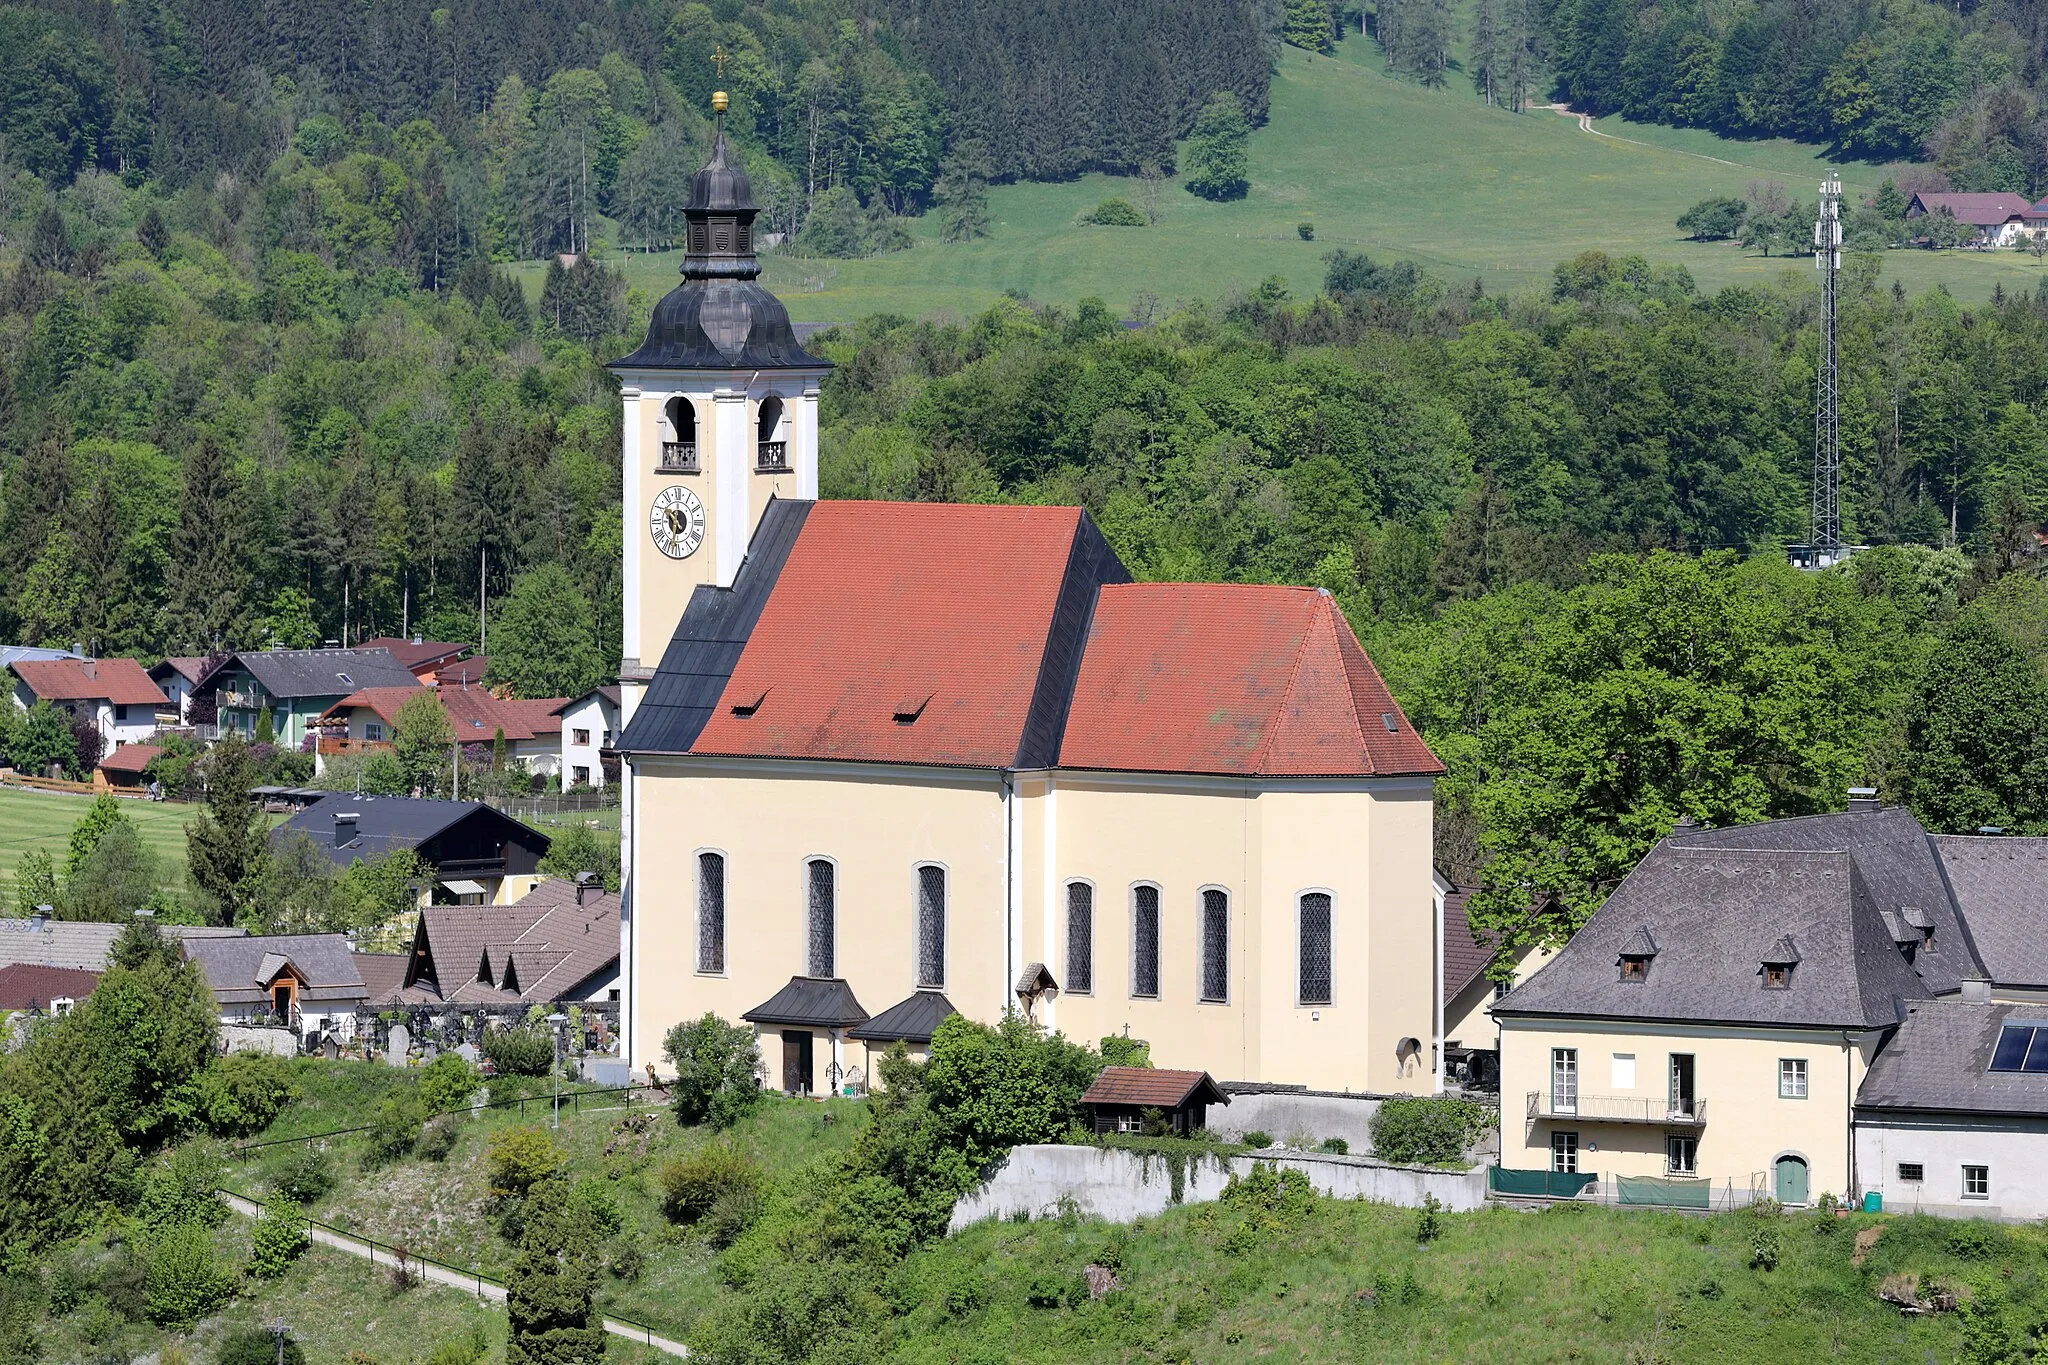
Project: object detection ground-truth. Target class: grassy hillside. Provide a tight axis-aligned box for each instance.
[0,786,198,903]
[541,42,2045,322]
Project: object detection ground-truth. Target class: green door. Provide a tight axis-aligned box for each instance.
[1774,1155,1809,1205]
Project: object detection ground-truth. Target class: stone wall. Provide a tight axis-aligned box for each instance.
[219,1025,298,1058]
[947,1143,1486,1232]
[1208,1090,1385,1151]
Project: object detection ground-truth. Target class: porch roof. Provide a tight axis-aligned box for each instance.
[742,976,869,1029]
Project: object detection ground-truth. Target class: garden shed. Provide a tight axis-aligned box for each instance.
[1081,1066,1229,1136]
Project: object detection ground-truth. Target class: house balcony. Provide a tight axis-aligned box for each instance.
[756,440,789,473]
[1527,1092,1707,1127]
[434,856,508,878]
[316,735,393,758]
[660,441,699,473]
[220,689,261,710]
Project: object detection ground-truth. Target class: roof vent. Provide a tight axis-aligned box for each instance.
[1380,712,1398,733]
[1962,977,1993,1004]
[730,688,768,718]
[894,693,933,725]
[1846,786,1879,814]
[334,812,360,847]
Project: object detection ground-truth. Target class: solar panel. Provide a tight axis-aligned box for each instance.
[2027,1028,2048,1074]
[1990,1025,2035,1072]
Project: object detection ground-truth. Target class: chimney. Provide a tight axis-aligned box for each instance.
[575,871,600,906]
[69,642,82,658]
[29,907,50,930]
[334,812,360,847]
[1961,977,1993,1004]
[1846,786,1879,814]
[1672,814,1699,833]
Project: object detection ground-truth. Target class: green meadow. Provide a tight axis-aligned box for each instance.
[533,42,2048,325]
[0,785,197,903]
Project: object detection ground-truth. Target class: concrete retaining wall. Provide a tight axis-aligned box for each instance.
[219,1025,297,1058]
[1209,1091,1386,1151]
[947,1143,1485,1232]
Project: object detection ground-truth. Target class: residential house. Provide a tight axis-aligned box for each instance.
[9,657,170,754]
[94,743,160,793]
[181,932,369,1043]
[0,645,85,668]
[382,874,619,1005]
[311,685,419,771]
[359,637,472,683]
[435,657,489,689]
[0,914,246,971]
[316,686,566,778]
[1905,192,2040,246]
[0,963,99,1014]
[555,686,620,789]
[269,794,551,905]
[197,648,421,749]
[1854,996,2048,1220]
[1080,1067,1230,1135]
[147,657,210,725]
[1918,835,2048,999]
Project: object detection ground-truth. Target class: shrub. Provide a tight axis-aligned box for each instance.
[1319,1137,1349,1155]
[481,1025,555,1077]
[1368,1097,1494,1166]
[136,1143,228,1232]
[421,1324,490,1365]
[273,1145,334,1205]
[488,1126,567,1198]
[1027,1273,1081,1309]
[1297,221,1315,240]
[247,1198,308,1278]
[1081,198,1146,226]
[418,1116,461,1162]
[415,1053,482,1114]
[1947,1222,2011,1260]
[1415,1192,1443,1244]
[1241,1130,1272,1149]
[215,1328,307,1365]
[659,1139,762,1227]
[1749,1221,1781,1271]
[365,1091,426,1165]
[198,1050,299,1137]
[143,1223,234,1325]
[1098,1034,1151,1068]
[662,1013,762,1129]
[570,1175,623,1238]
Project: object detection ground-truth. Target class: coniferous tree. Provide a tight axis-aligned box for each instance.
[135,205,170,263]
[933,139,992,242]
[186,736,268,928]
[1473,0,1501,106]
[163,436,253,654]
[1284,0,1334,54]
[506,1178,606,1365]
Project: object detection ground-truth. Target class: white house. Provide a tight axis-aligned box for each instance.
[181,932,369,1047]
[147,656,210,725]
[554,685,619,789]
[8,657,169,755]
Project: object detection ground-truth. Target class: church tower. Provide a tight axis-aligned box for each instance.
[609,90,831,712]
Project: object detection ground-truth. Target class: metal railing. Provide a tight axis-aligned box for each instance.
[756,439,789,472]
[1527,1091,1707,1126]
[659,440,698,473]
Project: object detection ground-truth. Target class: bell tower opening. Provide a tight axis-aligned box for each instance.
[663,397,698,473]
[757,395,787,472]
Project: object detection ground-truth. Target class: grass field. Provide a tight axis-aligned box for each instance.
[0,785,197,903]
[527,40,2048,324]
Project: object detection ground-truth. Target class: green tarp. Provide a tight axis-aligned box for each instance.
[1489,1167,1597,1198]
[1617,1175,1711,1207]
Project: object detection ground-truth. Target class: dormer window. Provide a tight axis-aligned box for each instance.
[1616,926,1656,983]
[1902,906,1935,949]
[1764,965,1792,990]
[1760,934,1800,990]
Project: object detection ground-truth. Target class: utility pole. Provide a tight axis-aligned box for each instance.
[1810,169,1843,564]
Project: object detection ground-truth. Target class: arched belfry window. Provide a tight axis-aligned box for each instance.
[663,397,698,473]
[756,395,788,472]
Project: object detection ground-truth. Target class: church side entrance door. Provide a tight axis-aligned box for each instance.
[782,1030,814,1095]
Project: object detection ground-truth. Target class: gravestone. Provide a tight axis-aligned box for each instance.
[454,1042,479,1066]
[384,1022,411,1065]
[321,1035,341,1061]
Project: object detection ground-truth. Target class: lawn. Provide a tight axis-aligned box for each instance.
[0,784,198,903]
[525,40,2047,324]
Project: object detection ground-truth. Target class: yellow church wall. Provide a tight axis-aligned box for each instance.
[1498,1017,1884,1201]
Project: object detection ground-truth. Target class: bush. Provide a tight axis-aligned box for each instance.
[215,1327,307,1365]
[136,1143,228,1232]
[570,1175,623,1238]
[1749,1221,1781,1271]
[1319,1137,1349,1154]
[1415,1192,1443,1244]
[364,1091,426,1165]
[247,1198,308,1278]
[487,1126,567,1198]
[1297,221,1315,240]
[662,1014,762,1130]
[1081,198,1146,226]
[419,1116,462,1161]
[1947,1222,2012,1260]
[143,1223,234,1326]
[1098,1034,1151,1068]
[198,1050,299,1137]
[482,1025,555,1077]
[415,1053,482,1114]
[1368,1097,1494,1166]
[273,1145,334,1205]
[1027,1273,1081,1308]
[421,1324,490,1365]
[1241,1130,1272,1149]
[659,1139,762,1227]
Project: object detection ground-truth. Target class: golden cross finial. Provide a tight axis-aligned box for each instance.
[711,45,729,78]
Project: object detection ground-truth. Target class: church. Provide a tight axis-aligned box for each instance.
[610,98,1446,1098]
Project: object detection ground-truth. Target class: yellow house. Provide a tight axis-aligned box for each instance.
[1494,805,1979,1205]
[608,109,1446,1099]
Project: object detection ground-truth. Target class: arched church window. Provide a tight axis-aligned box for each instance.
[697,852,726,974]
[756,395,788,472]
[916,864,946,989]
[1130,884,1160,999]
[1200,888,1229,1003]
[1065,882,1094,995]
[807,858,835,978]
[1298,892,1333,1006]
[663,398,698,473]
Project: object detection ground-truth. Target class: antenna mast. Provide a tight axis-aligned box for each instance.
[1811,169,1843,563]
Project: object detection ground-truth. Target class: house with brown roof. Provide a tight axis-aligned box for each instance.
[556,685,621,789]
[316,686,566,779]
[147,657,211,725]
[9,657,170,754]
[1906,191,2043,246]
[0,963,99,1015]
[94,743,161,793]
[383,875,619,1007]
[359,637,472,682]
[1080,1066,1229,1135]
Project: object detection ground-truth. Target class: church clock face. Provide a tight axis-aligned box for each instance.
[649,486,707,560]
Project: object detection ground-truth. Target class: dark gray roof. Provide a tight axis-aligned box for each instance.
[1858,1000,2048,1117]
[182,933,367,1006]
[270,796,549,869]
[849,991,957,1043]
[1617,926,1657,958]
[741,976,868,1029]
[0,920,244,971]
[1496,842,1931,1029]
[1929,836,2048,989]
[1763,934,1802,965]
[1668,806,1984,994]
[202,648,421,700]
[618,499,810,755]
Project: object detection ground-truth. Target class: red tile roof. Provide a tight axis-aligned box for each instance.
[693,502,1089,767]
[1080,1066,1227,1109]
[1059,584,1442,777]
[324,687,566,743]
[98,744,161,774]
[1441,889,1495,999]
[321,686,425,728]
[359,637,471,672]
[10,658,168,707]
[0,963,99,1010]
[151,656,209,685]
[436,657,489,688]
[1910,192,2034,226]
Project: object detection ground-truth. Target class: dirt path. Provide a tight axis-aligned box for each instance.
[1532,103,1758,171]
[218,1191,689,1358]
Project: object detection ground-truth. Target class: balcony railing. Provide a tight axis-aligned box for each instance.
[220,689,260,710]
[317,735,392,758]
[756,440,789,472]
[1527,1091,1707,1127]
[660,441,699,473]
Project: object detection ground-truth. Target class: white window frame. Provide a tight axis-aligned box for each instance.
[913,861,948,990]
[1197,884,1230,1005]
[1064,879,1095,997]
[1666,1135,1697,1176]
[1551,1130,1579,1174]
[694,848,728,976]
[1129,882,1162,1000]
[1779,1057,1808,1099]
[1296,887,1335,1007]
[1551,1047,1578,1115]
[364,722,384,743]
[1963,1164,1990,1200]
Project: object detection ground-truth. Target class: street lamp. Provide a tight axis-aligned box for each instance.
[547,1012,568,1129]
